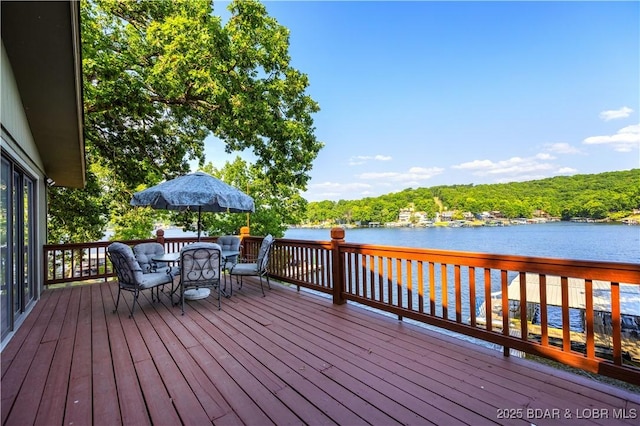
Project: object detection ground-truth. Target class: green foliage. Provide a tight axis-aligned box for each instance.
[110,207,156,241]
[47,170,109,244]
[48,0,321,242]
[172,157,305,238]
[304,169,640,225]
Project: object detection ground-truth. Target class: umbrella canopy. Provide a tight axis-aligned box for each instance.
[131,172,254,239]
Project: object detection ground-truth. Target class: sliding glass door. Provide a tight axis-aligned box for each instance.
[1,153,36,340]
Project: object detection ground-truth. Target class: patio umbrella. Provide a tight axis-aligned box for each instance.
[130,171,254,240]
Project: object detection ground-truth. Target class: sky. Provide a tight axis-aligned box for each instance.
[202,1,640,202]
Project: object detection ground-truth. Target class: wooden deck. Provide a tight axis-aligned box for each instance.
[2,277,639,425]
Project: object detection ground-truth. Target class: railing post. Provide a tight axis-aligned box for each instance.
[155,229,165,245]
[240,226,250,238]
[239,226,250,259]
[331,227,346,305]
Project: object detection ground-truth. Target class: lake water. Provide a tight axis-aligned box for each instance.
[284,222,640,264]
[134,222,640,264]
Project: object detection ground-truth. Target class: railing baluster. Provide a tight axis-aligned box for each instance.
[484,268,492,332]
[407,259,413,312]
[585,278,595,359]
[561,276,570,352]
[540,274,548,347]
[386,257,392,305]
[441,263,448,320]
[355,253,361,297]
[396,258,402,310]
[347,252,353,294]
[377,256,384,303]
[455,265,461,323]
[429,262,436,316]
[469,267,476,327]
[370,255,376,301]
[501,269,509,356]
[611,282,622,366]
[519,272,527,341]
[418,261,424,314]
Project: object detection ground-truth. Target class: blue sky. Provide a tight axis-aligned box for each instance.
[203,1,639,202]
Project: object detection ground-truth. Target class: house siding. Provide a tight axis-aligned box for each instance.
[1,41,47,348]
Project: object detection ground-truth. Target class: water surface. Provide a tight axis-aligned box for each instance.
[285,222,640,264]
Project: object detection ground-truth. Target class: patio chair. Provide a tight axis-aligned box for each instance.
[133,242,167,273]
[228,235,275,297]
[216,235,242,295]
[134,242,179,293]
[107,242,174,318]
[179,242,223,314]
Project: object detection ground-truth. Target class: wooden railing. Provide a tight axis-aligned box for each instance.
[43,228,640,385]
[43,231,218,285]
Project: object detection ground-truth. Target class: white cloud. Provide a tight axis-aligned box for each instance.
[358,166,444,182]
[599,106,634,121]
[557,167,577,174]
[452,154,561,178]
[583,124,640,152]
[303,181,374,201]
[348,154,392,166]
[535,153,555,161]
[545,142,581,154]
[492,168,575,183]
[451,159,494,170]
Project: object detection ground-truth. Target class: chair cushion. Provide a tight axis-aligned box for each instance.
[134,242,166,273]
[257,235,274,271]
[138,271,173,289]
[217,236,241,268]
[229,262,259,275]
[107,242,145,286]
[217,236,241,252]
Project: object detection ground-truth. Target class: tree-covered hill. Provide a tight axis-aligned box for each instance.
[303,169,640,225]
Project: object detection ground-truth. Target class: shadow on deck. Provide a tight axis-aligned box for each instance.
[2,277,639,425]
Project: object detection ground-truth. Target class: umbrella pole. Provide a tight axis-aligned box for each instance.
[198,207,202,241]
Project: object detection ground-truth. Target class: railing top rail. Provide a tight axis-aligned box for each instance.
[273,238,333,249]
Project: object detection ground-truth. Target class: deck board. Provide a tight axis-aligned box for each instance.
[101,285,150,426]
[2,278,639,426]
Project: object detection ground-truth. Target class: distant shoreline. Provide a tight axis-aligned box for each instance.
[291,218,638,230]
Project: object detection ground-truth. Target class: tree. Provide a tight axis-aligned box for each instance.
[48,168,109,244]
[48,0,322,243]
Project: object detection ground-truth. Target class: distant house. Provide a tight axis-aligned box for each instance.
[439,211,455,221]
[398,208,412,223]
[1,1,85,346]
[413,211,430,225]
